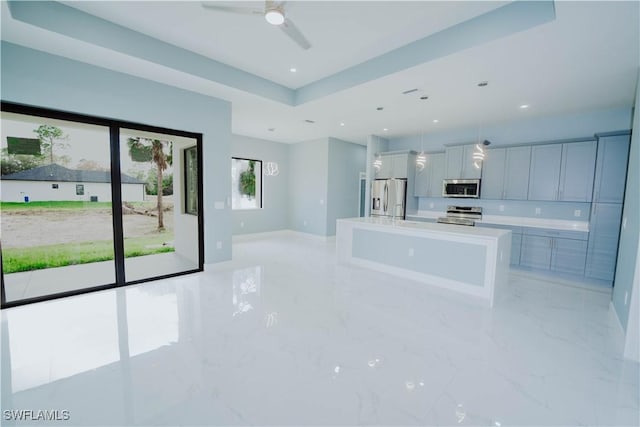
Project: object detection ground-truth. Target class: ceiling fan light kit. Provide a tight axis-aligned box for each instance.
[265,8,285,25]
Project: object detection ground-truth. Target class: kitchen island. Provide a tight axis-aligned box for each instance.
[336,217,512,306]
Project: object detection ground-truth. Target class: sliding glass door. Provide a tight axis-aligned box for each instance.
[0,104,203,307]
[119,129,199,282]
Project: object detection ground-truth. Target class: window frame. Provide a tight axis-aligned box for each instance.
[231,157,263,210]
[184,146,198,215]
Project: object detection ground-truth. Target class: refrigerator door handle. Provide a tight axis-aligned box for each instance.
[383,182,388,212]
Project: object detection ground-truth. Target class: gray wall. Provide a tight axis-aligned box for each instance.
[231,134,289,235]
[288,138,329,236]
[613,74,640,333]
[326,138,367,236]
[1,42,232,263]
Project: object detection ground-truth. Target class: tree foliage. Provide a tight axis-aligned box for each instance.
[34,125,69,165]
[239,160,256,198]
[127,137,173,231]
[1,148,45,175]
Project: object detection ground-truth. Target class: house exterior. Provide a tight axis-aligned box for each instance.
[0,164,145,202]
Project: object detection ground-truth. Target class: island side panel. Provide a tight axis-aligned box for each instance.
[352,228,488,287]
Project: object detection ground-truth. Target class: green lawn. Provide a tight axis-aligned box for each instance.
[2,235,174,274]
[1,201,113,210]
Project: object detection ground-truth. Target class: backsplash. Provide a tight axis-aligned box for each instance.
[416,198,591,221]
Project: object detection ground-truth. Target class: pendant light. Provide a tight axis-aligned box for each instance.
[416,95,428,171]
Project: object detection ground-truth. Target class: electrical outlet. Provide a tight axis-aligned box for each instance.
[499,205,505,212]
[408,248,414,257]
[623,217,627,229]
[320,199,324,205]
[625,291,629,305]
[303,220,308,226]
[535,207,541,215]
[240,221,244,228]
[216,241,222,249]
[429,202,434,209]
[574,210,581,217]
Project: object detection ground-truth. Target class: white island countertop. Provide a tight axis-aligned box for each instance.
[406,211,589,232]
[343,216,511,239]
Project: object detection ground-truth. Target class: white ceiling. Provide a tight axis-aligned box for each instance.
[1,1,639,145]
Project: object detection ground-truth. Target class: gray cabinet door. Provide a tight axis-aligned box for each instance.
[393,154,409,178]
[528,144,562,201]
[551,238,587,275]
[462,144,482,179]
[504,146,531,200]
[429,153,446,197]
[480,147,505,199]
[414,161,429,196]
[375,155,393,179]
[585,203,623,281]
[593,134,631,203]
[511,233,522,266]
[445,146,463,179]
[520,235,552,269]
[559,140,597,202]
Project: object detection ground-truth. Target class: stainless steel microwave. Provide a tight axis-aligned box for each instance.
[442,179,481,198]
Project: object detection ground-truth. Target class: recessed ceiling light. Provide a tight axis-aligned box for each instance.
[290,67,297,73]
[433,119,439,123]
[519,104,529,109]
[304,119,315,124]
[340,122,345,127]
[383,128,389,132]
[420,96,429,100]
[268,128,275,132]
[377,107,384,111]
[477,81,489,87]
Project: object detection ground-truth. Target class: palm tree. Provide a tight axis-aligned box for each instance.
[127,137,172,231]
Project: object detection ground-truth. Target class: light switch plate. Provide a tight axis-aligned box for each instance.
[535,207,541,215]
[574,210,581,217]
[499,205,505,212]
[214,201,225,210]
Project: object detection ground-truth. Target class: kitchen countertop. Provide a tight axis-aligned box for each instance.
[338,217,511,239]
[406,211,589,232]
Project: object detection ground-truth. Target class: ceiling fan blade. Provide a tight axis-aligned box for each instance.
[280,18,311,50]
[201,3,263,15]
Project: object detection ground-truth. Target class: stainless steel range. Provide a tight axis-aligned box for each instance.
[437,206,482,226]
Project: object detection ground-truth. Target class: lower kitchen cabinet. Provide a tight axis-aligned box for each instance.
[585,203,623,281]
[551,238,587,275]
[520,228,588,274]
[520,235,552,270]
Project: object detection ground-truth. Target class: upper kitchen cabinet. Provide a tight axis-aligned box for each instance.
[414,152,445,197]
[558,140,596,202]
[481,146,530,200]
[593,133,631,204]
[375,152,413,179]
[528,144,562,201]
[527,141,596,202]
[445,145,481,179]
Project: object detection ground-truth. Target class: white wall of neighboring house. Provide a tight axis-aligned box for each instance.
[0,180,145,202]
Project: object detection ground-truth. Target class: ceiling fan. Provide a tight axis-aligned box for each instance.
[201,1,311,50]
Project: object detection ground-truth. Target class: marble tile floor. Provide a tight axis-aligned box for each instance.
[3,252,197,301]
[1,232,638,426]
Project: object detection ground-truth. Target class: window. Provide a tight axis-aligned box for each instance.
[231,158,262,209]
[52,183,59,189]
[184,146,198,215]
[76,184,84,195]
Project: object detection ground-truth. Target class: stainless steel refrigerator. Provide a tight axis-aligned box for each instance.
[371,178,407,219]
